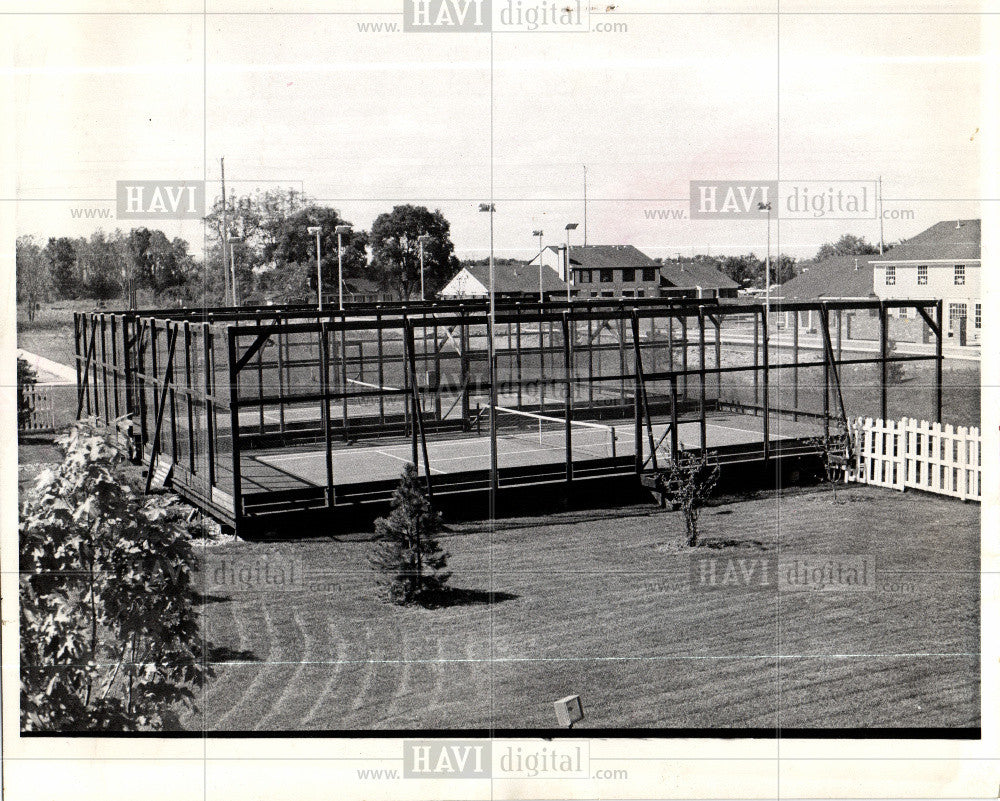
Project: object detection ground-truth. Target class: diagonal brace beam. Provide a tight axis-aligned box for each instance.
[233,324,279,374]
[144,327,179,493]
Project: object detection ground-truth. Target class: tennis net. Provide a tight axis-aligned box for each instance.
[346,377,404,395]
[487,405,618,460]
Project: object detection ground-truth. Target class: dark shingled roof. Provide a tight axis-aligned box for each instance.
[778,254,877,301]
[871,219,980,263]
[566,245,658,270]
[343,277,383,294]
[659,260,739,290]
[462,261,568,294]
[780,218,981,300]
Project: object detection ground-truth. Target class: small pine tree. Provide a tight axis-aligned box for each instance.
[885,338,906,384]
[655,452,720,547]
[369,465,450,605]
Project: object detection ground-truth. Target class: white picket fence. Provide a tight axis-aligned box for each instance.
[848,416,981,502]
[18,387,57,434]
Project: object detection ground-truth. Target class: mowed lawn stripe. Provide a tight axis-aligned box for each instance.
[776,656,980,727]
[301,623,347,728]
[195,486,978,730]
[203,597,274,730]
[255,609,318,730]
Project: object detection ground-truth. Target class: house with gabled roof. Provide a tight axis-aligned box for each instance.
[871,219,980,344]
[658,258,739,299]
[439,261,569,300]
[527,245,736,299]
[776,218,981,344]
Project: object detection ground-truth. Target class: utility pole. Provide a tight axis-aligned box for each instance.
[878,175,885,254]
[220,157,230,306]
[583,164,588,247]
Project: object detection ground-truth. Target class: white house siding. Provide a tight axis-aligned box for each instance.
[872,260,980,344]
[439,269,488,298]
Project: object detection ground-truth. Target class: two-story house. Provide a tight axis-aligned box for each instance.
[528,245,665,298]
[527,245,737,299]
[871,219,980,344]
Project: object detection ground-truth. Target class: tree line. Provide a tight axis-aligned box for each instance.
[16,189,461,316]
[674,233,886,290]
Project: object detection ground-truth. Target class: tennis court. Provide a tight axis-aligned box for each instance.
[247,408,822,491]
[74,298,945,533]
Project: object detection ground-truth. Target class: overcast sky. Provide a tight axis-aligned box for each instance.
[9,1,986,259]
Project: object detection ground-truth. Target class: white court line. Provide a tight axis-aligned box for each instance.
[370,448,447,474]
[258,439,612,469]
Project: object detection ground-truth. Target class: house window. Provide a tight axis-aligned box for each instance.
[636,290,645,298]
[621,268,635,282]
[898,306,908,319]
[600,269,613,283]
[885,266,896,286]
[917,265,927,285]
[975,303,981,329]
[578,270,591,284]
[642,267,657,282]
[601,291,614,298]
[621,289,634,297]
[954,264,965,285]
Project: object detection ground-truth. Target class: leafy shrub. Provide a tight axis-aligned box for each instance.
[808,430,852,503]
[19,422,206,731]
[369,464,450,605]
[654,452,720,547]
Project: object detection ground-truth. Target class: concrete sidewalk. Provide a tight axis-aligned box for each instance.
[717,332,980,363]
[17,349,77,386]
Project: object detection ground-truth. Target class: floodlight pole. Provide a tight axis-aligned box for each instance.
[335,224,352,311]
[417,234,433,302]
[419,240,426,301]
[758,201,772,318]
[479,203,499,507]
[227,235,241,306]
[307,226,323,311]
[533,230,544,303]
[565,222,578,303]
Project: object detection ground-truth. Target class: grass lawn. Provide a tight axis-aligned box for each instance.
[17,301,96,431]
[16,300,90,367]
[190,484,979,731]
